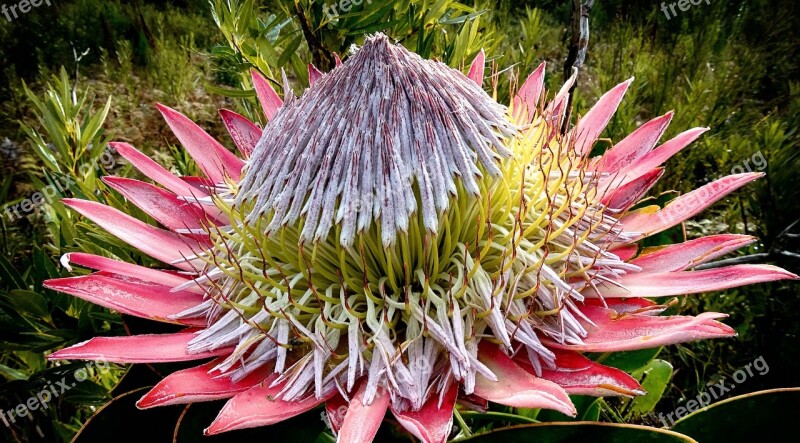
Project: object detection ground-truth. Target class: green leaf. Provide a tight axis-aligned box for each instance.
[581,398,602,421]
[3,290,50,317]
[460,410,540,425]
[8,332,70,352]
[80,96,112,151]
[628,359,673,416]
[423,0,451,25]
[439,9,487,25]
[671,388,800,441]
[352,1,397,29]
[0,253,26,290]
[0,363,29,381]
[62,380,112,406]
[204,82,258,98]
[87,311,124,323]
[536,395,603,423]
[20,125,61,172]
[462,422,696,442]
[277,35,303,68]
[592,347,662,372]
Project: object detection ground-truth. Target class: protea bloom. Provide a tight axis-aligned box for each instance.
[46,34,796,442]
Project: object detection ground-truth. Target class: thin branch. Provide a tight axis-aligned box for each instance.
[562,0,595,134]
[563,0,594,82]
[294,1,335,71]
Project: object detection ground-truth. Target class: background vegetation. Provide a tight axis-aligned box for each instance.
[1,0,797,441]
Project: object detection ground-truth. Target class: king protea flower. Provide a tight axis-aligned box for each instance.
[46,34,796,442]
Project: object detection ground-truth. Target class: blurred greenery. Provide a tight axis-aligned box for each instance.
[0,0,798,441]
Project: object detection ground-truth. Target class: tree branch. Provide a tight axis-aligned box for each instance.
[563,0,594,82]
[294,1,335,71]
[562,0,594,134]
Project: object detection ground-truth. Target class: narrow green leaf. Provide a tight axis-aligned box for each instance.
[204,82,258,98]
[278,35,303,67]
[592,347,662,372]
[628,359,673,415]
[80,96,112,150]
[0,253,26,290]
[4,290,50,316]
[0,363,29,381]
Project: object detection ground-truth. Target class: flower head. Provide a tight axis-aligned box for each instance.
[46,34,796,442]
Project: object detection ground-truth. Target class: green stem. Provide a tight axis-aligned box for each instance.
[459,411,541,425]
[453,408,473,438]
